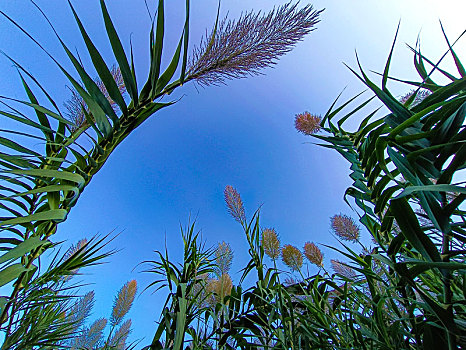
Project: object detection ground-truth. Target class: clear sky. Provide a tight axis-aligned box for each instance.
[0,0,465,345]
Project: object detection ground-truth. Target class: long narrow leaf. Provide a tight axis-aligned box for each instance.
[100,0,138,104]
[68,1,127,118]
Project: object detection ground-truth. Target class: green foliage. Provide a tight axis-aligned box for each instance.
[68,279,138,350]
[0,236,114,349]
[142,26,466,349]
[0,0,192,343]
[141,221,217,350]
[0,1,320,347]
[300,25,466,349]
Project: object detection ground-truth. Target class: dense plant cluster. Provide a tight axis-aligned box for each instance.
[0,1,320,348]
[0,0,464,349]
[139,26,466,349]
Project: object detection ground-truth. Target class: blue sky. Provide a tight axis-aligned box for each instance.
[0,0,465,345]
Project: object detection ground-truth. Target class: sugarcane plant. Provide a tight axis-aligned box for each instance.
[0,236,115,349]
[66,279,138,350]
[132,24,466,349]
[296,24,466,349]
[141,185,359,349]
[0,0,322,347]
[139,197,280,349]
[141,221,217,350]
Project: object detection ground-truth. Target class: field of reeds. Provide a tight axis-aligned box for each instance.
[0,1,464,349]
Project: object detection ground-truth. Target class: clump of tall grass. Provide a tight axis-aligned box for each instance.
[293,23,466,349]
[142,24,466,349]
[0,1,321,346]
[69,279,138,349]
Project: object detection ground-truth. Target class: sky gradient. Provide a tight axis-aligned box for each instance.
[0,0,465,345]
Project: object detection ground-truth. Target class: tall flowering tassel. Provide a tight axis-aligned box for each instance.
[187,3,322,86]
[281,244,303,272]
[110,280,137,327]
[64,239,88,261]
[64,90,87,132]
[86,318,107,348]
[215,242,234,277]
[330,214,360,242]
[109,319,132,349]
[295,111,321,135]
[261,228,280,260]
[65,65,127,131]
[67,291,95,332]
[62,239,88,282]
[206,273,233,306]
[331,259,356,279]
[95,65,127,112]
[224,185,246,223]
[399,89,431,107]
[303,242,323,267]
[205,279,217,306]
[191,273,210,309]
[71,317,107,349]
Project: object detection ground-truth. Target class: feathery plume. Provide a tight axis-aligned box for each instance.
[281,244,303,272]
[64,239,88,261]
[330,214,360,242]
[206,273,233,305]
[65,65,126,131]
[67,291,95,332]
[224,185,246,223]
[214,241,234,277]
[110,280,137,326]
[261,228,280,260]
[303,242,323,267]
[95,65,126,111]
[109,319,132,350]
[399,89,431,107]
[187,3,322,86]
[62,238,88,281]
[64,89,87,132]
[190,273,210,309]
[86,318,107,348]
[331,259,356,279]
[295,112,322,135]
[71,317,107,350]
